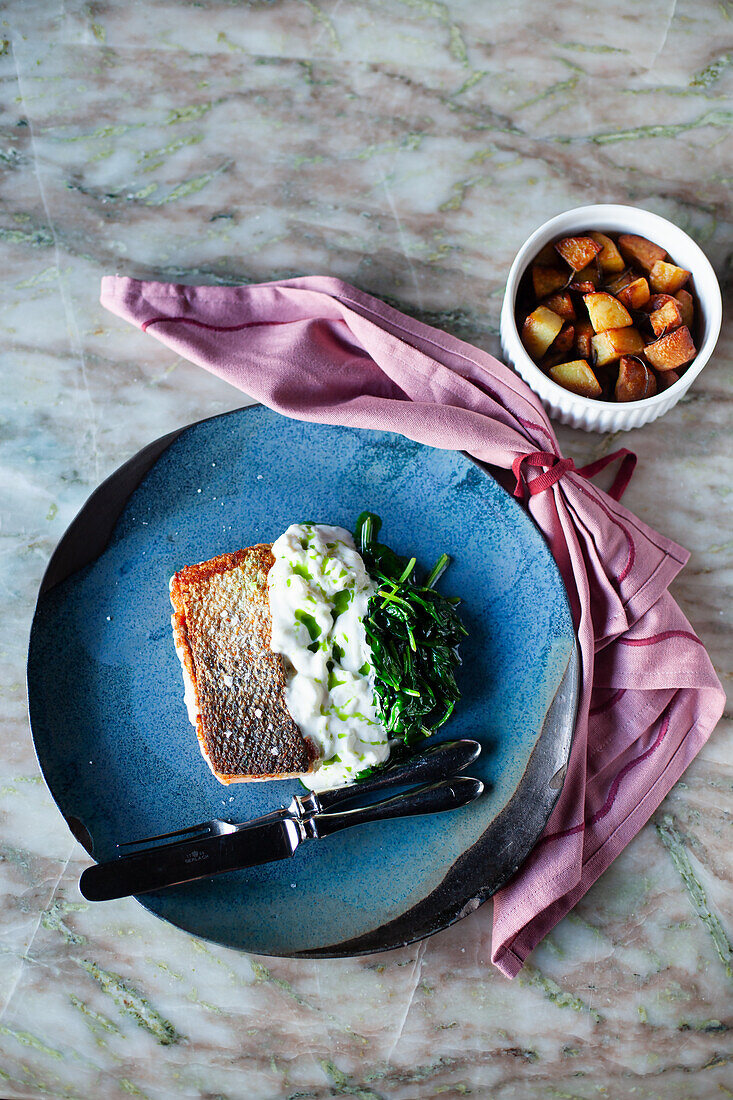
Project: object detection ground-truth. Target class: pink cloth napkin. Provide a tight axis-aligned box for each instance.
[101,274,725,978]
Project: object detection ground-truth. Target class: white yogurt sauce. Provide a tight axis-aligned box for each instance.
[268,523,390,791]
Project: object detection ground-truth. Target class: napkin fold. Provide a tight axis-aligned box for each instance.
[101,274,725,977]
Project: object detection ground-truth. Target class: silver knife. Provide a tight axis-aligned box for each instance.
[79,739,482,902]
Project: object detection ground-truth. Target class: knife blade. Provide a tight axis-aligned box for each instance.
[79,775,483,901]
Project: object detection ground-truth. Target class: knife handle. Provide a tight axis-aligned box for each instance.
[313,739,481,813]
[313,776,483,838]
[79,818,299,902]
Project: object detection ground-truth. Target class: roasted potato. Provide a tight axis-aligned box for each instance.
[649,260,690,295]
[618,234,666,273]
[606,269,635,295]
[644,326,696,371]
[591,327,644,366]
[552,324,575,355]
[674,288,694,329]
[585,292,633,333]
[549,360,602,398]
[522,306,564,359]
[532,264,567,299]
[617,277,650,311]
[574,319,595,359]
[542,291,576,321]
[649,297,683,337]
[615,356,657,402]
[656,369,680,391]
[589,232,626,274]
[554,236,602,271]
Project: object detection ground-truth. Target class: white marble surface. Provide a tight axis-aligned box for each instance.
[1,1,732,1097]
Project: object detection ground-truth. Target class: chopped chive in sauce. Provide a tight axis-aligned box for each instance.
[331,588,352,619]
[294,609,321,642]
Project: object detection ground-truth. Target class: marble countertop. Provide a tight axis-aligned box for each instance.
[2,1,731,1097]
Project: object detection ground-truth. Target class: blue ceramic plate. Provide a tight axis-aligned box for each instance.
[28,407,577,956]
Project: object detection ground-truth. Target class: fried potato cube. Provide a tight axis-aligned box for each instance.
[554,236,602,271]
[575,319,594,359]
[585,292,633,333]
[617,277,650,311]
[675,288,694,329]
[549,359,602,398]
[571,263,600,289]
[589,232,626,274]
[532,264,567,299]
[542,291,576,321]
[522,306,564,360]
[656,369,680,391]
[534,242,560,266]
[606,270,635,295]
[618,234,667,273]
[647,293,676,312]
[552,324,575,355]
[644,326,696,371]
[570,280,596,294]
[592,327,644,366]
[649,260,690,295]
[615,356,657,402]
[649,297,683,337]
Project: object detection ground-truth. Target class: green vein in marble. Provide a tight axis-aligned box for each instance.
[69,994,121,1036]
[691,52,733,87]
[76,959,183,1045]
[390,0,467,64]
[119,1080,148,1097]
[250,961,310,1007]
[448,24,468,65]
[150,166,230,206]
[656,815,733,977]
[518,966,602,1022]
[7,1066,82,1100]
[559,41,630,54]
[679,1018,728,1032]
[454,69,487,96]
[581,109,733,144]
[15,266,58,290]
[439,175,486,211]
[41,900,88,945]
[516,72,580,111]
[0,225,53,248]
[216,30,245,52]
[165,102,215,126]
[320,1060,383,1099]
[137,134,204,172]
[0,1026,64,1060]
[51,123,143,143]
[299,0,341,51]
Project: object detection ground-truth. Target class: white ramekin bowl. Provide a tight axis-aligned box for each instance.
[500,204,722,432]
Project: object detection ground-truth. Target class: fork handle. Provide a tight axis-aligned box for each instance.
[311,739,481,813]
[312,776,483,838]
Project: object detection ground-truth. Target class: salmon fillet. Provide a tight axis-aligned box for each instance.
[169,545,318,783]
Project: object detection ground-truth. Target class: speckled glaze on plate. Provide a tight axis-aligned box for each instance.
[27,406,578,957]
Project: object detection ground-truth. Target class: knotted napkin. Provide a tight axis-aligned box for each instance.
[101,274,725,978]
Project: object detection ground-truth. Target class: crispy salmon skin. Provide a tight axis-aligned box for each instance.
[169,545,318,783]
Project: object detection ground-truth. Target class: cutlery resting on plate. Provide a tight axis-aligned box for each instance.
[79,739,483,901]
